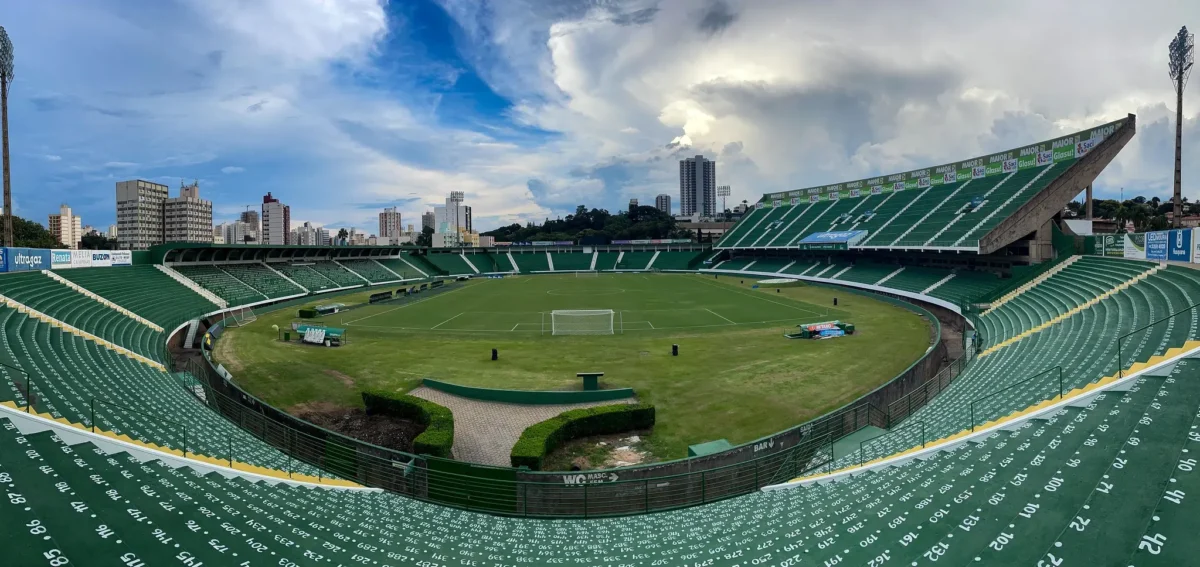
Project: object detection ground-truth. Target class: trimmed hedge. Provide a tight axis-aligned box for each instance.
[510,403,655,470]
[361,391,454,458]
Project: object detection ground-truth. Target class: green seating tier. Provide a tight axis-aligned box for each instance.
[594,252,620,271]
[879,266,952,294]
[511,252,550,272]
[649,250,705,270]
[338,259,400,283]
[307,261,365,286]
[461,253,501,273]
[424,253,476,275]
[173,265,266,306]
[615,251,655,270]
[0,271,161,360]
[377,258,428,279]
[57,265,219,330]
[550,252,593,271]
[832,262,898,285]
[271,263,338,291]
[926,270,1004,305]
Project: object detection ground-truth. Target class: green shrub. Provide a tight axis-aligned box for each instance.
[361,390,454,458]
[510,403,655,470]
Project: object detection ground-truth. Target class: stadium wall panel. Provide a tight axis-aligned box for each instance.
[423,379,636,405]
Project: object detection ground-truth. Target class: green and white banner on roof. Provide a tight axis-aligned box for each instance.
[755,117,1126,208]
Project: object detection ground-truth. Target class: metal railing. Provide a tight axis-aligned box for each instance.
[968,366,1062,431]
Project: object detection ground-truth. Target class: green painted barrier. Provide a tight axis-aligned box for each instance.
[423,378,635,405]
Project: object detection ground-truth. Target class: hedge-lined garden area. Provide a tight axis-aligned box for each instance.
[511,403,655,470]
[362,391,455,458]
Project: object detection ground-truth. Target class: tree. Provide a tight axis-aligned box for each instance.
[79,233,118,250]
[416,226,434,247]
[336,228,348,242]
[12,216,61,248]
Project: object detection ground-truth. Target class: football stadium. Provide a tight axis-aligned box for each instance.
[4,106,1200,567]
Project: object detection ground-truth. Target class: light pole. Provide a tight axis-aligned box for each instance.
[1169,26,1193,227]
[717,185,731,235]
[0,27,14,247]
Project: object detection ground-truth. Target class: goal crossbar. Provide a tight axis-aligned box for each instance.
[545,309,617,335]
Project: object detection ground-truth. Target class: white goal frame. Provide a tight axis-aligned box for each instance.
[543,309,621,335]
[225,307,257,327]
[575,270,599,278]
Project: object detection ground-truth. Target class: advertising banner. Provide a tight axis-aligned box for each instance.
[1093,234,1124,257]
[1168,229,1192,262]
[758,117,1125,207]
[71,250,92,268]
[110,250,132,266]
[5,247,51,272]
[89,251,113,267]
[1123,233,1146,260]
[50,250,72,269]
[0,248,7,273]
[1145,231,1169,260]
[796,230,868,250]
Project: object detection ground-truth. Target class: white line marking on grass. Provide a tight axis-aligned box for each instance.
[704,307,737,324]
[431,312,465,330]
[648,321,655,329]
[510,322,520,331]
[342,284,470,325]
[692,276,826,317]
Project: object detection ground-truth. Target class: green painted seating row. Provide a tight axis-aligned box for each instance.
[58,265,219,330]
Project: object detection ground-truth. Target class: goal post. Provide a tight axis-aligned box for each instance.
[225,307,257,327]
[575,270,599,278]
[546,309,617,335]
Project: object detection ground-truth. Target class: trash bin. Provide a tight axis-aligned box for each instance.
[283,331,290,342]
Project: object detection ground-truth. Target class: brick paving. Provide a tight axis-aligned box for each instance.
[408,386,635,466]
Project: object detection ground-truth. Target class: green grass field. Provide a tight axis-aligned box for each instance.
[215,273,932,459]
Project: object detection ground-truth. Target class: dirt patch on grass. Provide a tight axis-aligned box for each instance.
[541,430,656,471]
[289,402,422,453]
[323,369,356,388]
[211,332,244,374]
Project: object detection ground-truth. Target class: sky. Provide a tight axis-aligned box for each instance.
[3,0,1200,234]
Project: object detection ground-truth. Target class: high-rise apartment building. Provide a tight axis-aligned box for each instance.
[655,194,672,214]
[421,211,435,232]
[379,207,402,239]
[679,155,716,217]
[238,210,260,243]
[115,180,169,250]
[48,203,82,249]
[212,226,226,244]
[261,192,290,245]
[164,181,213,243]
[293,221,329,246]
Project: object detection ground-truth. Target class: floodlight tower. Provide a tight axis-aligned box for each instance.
[0,27,14,246]
[1169,26,1194,227]
[449,190,464,249]
[717,185,731,227]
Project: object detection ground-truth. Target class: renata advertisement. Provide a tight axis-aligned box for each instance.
[50,250,72,269]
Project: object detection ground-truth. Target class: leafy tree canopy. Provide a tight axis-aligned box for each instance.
[483,205,692,242]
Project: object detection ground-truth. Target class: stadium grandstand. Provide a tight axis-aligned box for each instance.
[7,112,1200,566]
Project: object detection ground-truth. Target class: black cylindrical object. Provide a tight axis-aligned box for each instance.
[672,344,679,356]
[834,297,838,306]
[777,288,780,293]
[491,348,498,361]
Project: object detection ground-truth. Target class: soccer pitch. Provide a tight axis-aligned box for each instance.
[216,274,932,459]
[335,273,841,334]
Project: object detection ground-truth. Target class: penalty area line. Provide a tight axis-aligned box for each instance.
[704,307,737,324]
[431,312,465,330]
[341,284,469,325]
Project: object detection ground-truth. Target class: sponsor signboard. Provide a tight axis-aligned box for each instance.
[796,230,868,250]
[1146,231,1169,260]
[0,248,6,273]
[5,247,51,272]
[50,250,72,269]
[111,250,132,266]
[1093,234,1124,257]
[90,251,113,267]
[1123,233,1146,260]
[756,117,1125,208]
[71,250,92,268]
[1168,229,1192,262]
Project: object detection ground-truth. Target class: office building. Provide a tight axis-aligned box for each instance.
[261,192,290,245]
[294,221,329,246]
[164,181,213,243]
[106,224,118,239]
[679,155,716,217]
[421,211,435,232]
[115,179,169,250]
[655,194,671,214]
[379,207,402,239]
[48,203,82,249]
[212,226,225,244]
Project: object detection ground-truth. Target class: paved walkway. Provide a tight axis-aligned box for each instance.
[408,386,635,466]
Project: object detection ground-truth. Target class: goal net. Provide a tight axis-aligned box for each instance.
[547,309,615,335]
[575,271,599,278]
[225,307,257,327]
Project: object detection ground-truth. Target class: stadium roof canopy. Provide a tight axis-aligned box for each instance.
[149,242,427,264]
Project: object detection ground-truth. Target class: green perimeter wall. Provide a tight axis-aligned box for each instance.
[423,378,635,405]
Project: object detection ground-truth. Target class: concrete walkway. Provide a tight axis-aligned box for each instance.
[409,386,635,466]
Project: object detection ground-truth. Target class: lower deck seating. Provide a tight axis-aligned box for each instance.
[58,265,219,331]
[308,261,365,287]
[616,251,655,270]
[271,263,338,291]
[511,252,550,272]
[173,265,266,306]
[377,258,427,279]
[549,252,592,271]
[650,250,704,270]
[338,260,400,283]
[461,253,500,273]
[424,253,476,275]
